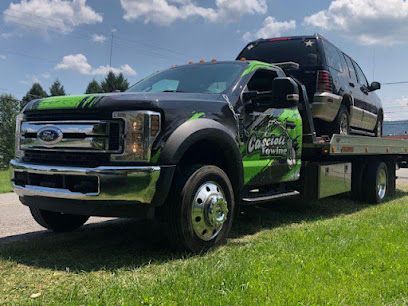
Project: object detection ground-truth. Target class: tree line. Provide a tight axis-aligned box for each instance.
[0,71,130,168]
[22,71,130,103]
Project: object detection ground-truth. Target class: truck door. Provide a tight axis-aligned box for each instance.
[240,69,303,187]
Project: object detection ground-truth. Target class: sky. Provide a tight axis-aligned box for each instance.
[0,0,407,120]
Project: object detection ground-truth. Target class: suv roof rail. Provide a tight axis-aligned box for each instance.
[271,61,300,70]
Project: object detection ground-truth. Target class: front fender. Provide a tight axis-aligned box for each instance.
[159,118,243,192]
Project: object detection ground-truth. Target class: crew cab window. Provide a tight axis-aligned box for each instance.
[247,69,277,92]
[151,79,179,93]
[322,40,343,72]
[128,63,243,94]
[353,61,369,87]
[344,55,358,84]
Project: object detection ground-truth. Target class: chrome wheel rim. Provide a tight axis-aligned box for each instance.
[191,181,229,241]
[339,113,349,135]
[377,168,387,199]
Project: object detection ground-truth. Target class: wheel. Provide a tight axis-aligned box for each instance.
[30,207,89,232]
[164,165,235,252]
[362,161,388,203]
[375,115,383,137]
[332,105,350,135]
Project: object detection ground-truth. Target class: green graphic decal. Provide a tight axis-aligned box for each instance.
[241,61,274,77]
[30,95,104,110]
[241,107,302,185]
[189,112,205,121]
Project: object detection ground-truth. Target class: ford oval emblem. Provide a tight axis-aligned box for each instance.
[37,126,63,145]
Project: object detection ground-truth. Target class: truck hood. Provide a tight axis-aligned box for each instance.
[23,92,223,113]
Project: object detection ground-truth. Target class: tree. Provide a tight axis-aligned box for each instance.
[85,79,103,94]
[22,83,48,105]
[101,71,129,93]
[0,94,20,168]
[49,80,66,96]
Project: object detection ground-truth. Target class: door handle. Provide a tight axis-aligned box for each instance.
[349,82,355,87]
[286,121,296,129]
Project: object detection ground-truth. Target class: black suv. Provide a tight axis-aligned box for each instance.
[237,34,383,136]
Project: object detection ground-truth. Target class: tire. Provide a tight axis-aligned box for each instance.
[164,165,235,252]
[332,105,350,135]
[362,161,388,204]
[30,207,89,232]
[375,115,383,137]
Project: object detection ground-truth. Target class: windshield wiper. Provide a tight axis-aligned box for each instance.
[161,90,186,93]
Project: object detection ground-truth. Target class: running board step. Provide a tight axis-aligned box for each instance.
[242,191,300,204]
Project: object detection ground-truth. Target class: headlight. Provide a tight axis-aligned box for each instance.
[111,111,161,162]
[15,114,24,159]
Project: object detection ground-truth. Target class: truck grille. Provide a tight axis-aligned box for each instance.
[19,114,123,166]
[22,151,111,167]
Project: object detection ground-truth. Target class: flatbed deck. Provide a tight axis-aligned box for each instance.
[303,135,408,163]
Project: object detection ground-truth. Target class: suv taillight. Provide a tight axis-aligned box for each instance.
[316,70,333,93]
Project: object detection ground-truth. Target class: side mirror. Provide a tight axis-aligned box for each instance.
[369,81,381,92]
[271,77,299,107]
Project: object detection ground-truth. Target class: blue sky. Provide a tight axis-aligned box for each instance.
[0,0,407,120]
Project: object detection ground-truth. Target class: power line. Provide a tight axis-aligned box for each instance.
[382,81,408,85]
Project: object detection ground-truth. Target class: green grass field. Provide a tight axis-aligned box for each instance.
[0,187,407,305]
[0,168,12,193]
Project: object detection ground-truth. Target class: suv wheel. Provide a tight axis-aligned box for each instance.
[333,105,350,135]
[30,207,89,232]
[164,165,235,252]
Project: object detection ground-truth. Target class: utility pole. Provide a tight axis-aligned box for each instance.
[109,30,114,69]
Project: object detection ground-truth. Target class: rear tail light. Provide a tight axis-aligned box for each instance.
[316,70,333,93]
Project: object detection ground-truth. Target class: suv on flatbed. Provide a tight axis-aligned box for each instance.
[237,34,383,136]
[11,60,400,252]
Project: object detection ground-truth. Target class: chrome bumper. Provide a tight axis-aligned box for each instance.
[311,92,342,122]
[10,160,161,204]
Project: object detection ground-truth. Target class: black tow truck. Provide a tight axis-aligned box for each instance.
[11,60,408,251]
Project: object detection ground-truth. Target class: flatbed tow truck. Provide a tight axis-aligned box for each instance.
[10,60,408,251]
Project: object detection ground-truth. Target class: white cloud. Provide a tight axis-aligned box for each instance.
[92,64,137,76]
[20,74,41,85]
[41,72,51,79]
[0,54,6,60]
[0,32,15,39]
[243,16,296,41]
[384,97,408,121]
[92,34,107,43]
[304,0,408,45]
[55,54,92,74]
[120,0,267,26]
[55,54,137,76]
[4,0,103,34]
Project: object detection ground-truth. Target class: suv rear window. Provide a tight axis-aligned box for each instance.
[238,38,318,66]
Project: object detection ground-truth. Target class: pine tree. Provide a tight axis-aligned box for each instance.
[0,94,20,168]
[22,83,48,105]
[101,72,129,93]
[85,79,103,94]
[49,80,66,96]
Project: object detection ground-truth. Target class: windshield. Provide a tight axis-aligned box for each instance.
[238,39,318,67]
[127,63,243,94]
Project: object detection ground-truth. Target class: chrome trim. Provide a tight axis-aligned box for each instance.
[242,191,300,203]
[19,120,122,153]
[21,121,110,136]
[21,137,107,151]
[11,160,160,204]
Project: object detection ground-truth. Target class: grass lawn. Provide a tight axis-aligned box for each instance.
[0,186,407,305]
[0,168,12,193]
